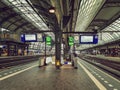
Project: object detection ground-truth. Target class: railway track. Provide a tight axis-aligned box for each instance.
[79,55,120,79]
[0,55,40,69]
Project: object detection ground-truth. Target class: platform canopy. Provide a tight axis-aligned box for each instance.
[0,0,55,40]
[75,0,120,50]
[0,0,120,51]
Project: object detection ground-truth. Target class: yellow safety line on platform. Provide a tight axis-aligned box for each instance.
[78,61,107,90]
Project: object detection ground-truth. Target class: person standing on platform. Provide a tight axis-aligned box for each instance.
[71,53,74,66]
[61,55,64,65]
[74,53,78,69]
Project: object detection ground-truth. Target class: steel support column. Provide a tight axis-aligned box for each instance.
[55,31,62,69]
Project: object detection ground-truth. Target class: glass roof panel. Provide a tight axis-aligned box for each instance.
[6,0,50,31]
[75,0,105,31]
[74,0,120,50]
[112,23,120,29]
[113,32,120,37]
[107,26,116,31]
[3,0,55,41]
[103,17,120,31]
[103,33,111,40]
[101,18,120,41]
[110,25,120,31]
[115,18,120,22]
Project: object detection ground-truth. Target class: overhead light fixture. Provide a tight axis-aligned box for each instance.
[95,26,99,29]
[49,7,55,13]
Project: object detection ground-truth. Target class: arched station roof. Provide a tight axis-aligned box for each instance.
[0,0,120,50]
[75,0,120,50]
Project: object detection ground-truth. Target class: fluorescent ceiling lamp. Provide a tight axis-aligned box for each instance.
[49,7,55,13]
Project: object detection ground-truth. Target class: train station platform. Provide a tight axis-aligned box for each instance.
[0,58,120,90]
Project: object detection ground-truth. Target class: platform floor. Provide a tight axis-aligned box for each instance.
[0,60,120,90]
[0,63,99,90]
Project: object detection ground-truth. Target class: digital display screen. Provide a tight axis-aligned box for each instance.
[80,35,98,44]
[81,36,93,42]
[21,34,37,42]
[25,34,36,41]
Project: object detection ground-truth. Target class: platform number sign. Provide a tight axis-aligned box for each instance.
[46,36,51,45]
[68,36,74,46]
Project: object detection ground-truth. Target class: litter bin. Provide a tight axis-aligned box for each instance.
[39,57,44,67]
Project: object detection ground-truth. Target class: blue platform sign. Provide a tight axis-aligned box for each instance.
[79,35,98,44]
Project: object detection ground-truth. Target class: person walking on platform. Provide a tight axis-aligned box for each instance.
[74,53,78,69]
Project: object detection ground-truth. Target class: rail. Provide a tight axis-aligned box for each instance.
[0,55,40,68]
[79,54,120,79]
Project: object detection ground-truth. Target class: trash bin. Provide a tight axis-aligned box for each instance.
[39,57,44,67]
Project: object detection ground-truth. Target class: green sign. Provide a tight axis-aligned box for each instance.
[68,36,74,46]
[46,36,51,45]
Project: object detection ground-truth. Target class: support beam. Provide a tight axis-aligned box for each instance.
[13,22,29,32]
[22,30,97,34]
[26,0,47,25]
[69,0,75,32]
[6,18,23,29]
[104,2,120,8]
[62,31,97,34]
[101,31,120,32]
[99,11,120,31]
[55,31,62,69]
[0,7,12,13]
[0,13,19,26]
[90,19,108,26]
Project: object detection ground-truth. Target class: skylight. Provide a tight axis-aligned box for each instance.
[75,0,105,32]
[7,0,49,30]
[75,0,120,50]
